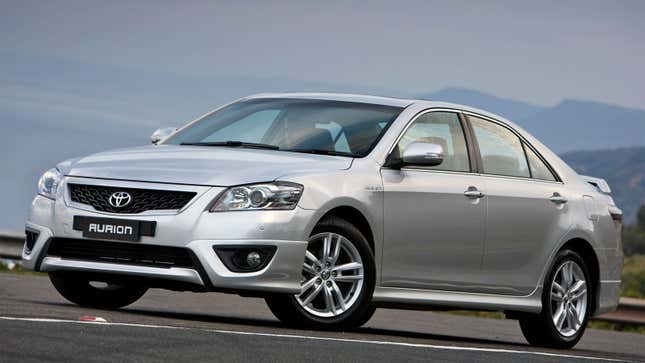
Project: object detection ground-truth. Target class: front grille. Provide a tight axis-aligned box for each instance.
[69,184,196,214]
[46,238,195,268]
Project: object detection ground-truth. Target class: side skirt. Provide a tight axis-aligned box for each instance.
[372,286,543,314]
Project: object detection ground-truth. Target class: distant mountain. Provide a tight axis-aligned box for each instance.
[561,147,645,224]
[518,100,645,153]
[420,88,645,154]
[419,87,544,120]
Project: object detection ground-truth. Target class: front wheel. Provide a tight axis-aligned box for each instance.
[265,217,376,330]
[519,249,591,349]
[49,272,148,309]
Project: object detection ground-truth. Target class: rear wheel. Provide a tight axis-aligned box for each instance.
[519,249,591,349]
[265,217,376,330]
[49,272,147,309]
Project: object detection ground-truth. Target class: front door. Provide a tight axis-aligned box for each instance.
[381,111,486,292]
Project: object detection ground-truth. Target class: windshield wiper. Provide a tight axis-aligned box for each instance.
[284,149,356,157]
[180,142,354,157]
[180,141,280,150]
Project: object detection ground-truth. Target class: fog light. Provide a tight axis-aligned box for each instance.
[24,230,39,255]
[212,245,277,272]
[246,251,262,268]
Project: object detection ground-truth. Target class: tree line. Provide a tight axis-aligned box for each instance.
[623,205,645,256]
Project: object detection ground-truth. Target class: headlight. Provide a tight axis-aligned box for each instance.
[210,182,303,212]
[38,168,62,199]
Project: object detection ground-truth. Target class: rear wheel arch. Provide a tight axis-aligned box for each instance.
[557,238,600,314]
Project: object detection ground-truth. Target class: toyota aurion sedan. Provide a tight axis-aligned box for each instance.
[23,93,623,348]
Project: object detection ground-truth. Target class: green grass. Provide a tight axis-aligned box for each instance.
[621,254,645,298]
[588,320,645,334]
[0,260,44,275]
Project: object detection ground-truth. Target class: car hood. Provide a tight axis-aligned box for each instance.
[58,145,353,186]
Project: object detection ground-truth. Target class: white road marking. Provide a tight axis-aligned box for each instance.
[0,316,631,362]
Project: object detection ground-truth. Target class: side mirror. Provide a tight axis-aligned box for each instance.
[401,142,444,166]
[150,127,177,144]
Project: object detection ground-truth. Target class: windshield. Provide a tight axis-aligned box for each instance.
[165,99,403,157]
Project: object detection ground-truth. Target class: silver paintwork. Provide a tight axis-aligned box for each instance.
[581,175,612,194]
[40,256,204,286]
[24,92,623,316]
[401,142,444,166]
[57,145,352,186]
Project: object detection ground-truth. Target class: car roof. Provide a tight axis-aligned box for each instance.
[245,92,415,108]
[244,92,514,125]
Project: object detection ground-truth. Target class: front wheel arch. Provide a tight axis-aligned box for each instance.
[265,216,376,330]
[315,206,375,253]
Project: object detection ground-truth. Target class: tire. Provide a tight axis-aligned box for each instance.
[265,216,376,330]
[49,272,148,309]
[519,249,592,349]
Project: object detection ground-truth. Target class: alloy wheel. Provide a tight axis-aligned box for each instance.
[550,260,588,337]
[296,232,364,318]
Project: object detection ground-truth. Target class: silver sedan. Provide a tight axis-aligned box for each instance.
[23,93,623,349]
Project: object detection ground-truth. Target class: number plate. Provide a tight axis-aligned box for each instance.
[73,216,156,242]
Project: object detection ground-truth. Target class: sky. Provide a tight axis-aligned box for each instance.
[2,0,644,109]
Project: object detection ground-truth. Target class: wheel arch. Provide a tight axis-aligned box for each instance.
[556,238,601,315]
[315,206,375,253]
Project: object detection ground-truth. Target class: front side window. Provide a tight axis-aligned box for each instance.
[470,116,530,178]
[397,111,470,172]
[165,99,403,157]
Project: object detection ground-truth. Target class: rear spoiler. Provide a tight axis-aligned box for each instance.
[581,176,623,221]
[581,175,611,194]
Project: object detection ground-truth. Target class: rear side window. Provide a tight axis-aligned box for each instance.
[397,111,470,172]
[470,116,530,178]
[524,144,557,181]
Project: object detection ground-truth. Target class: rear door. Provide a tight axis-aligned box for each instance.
[467,115,571,295]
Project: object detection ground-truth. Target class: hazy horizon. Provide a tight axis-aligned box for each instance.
[2,0,644,110]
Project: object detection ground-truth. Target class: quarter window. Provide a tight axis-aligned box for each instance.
[397,112,470,172]
[524,144,557,181]
[470,116,530,178]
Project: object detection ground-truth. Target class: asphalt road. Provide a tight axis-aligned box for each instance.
[1,274,643,363]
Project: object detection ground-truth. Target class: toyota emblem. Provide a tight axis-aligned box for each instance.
[109,191,132,208]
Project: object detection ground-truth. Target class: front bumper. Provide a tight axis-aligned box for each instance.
[23,177,313,294]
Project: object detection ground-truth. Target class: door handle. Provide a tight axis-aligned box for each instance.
[549,193,568,204]
[464,187,485,199]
